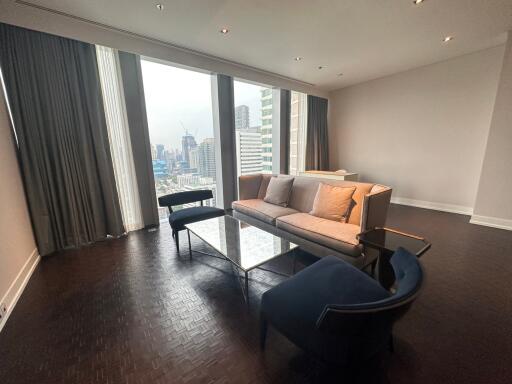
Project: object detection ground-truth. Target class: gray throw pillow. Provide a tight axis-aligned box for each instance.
[264,176,294,207]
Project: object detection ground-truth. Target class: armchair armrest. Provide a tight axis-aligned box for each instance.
[238,174,263,200]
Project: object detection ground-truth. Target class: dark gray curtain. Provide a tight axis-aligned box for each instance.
[305,95,330,171]
[118,52,159,227]
[0,23,124,255]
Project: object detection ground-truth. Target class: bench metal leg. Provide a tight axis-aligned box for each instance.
[174,230,180,254]
[187,229,192,259]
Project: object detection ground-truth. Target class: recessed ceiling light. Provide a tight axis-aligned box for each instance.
[318,66,324,70]
[443,36,454,43]
[294,57,303,61]
[220,28,230,34]
[413,0,424,4]
[156,4,164,11]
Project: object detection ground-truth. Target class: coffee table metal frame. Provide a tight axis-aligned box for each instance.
[184,218,298,305]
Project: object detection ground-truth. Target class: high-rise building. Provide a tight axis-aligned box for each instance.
[151,144,157,160]
[152,160,169,178]
[198,138,216,178]
[156,144,165,161]
[189,147,199,171]
[236,126,263,175]
[260,88,273,173]
[235,105,250,130]
[181,133,197,168]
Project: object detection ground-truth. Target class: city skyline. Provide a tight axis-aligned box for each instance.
[141,60,266,151]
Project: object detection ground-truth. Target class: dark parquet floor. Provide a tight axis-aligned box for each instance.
[1,204,511,384]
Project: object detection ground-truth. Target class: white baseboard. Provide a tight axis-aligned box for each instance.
[469,215,512,231]
[0,248,40,333]
[391,197,473,215]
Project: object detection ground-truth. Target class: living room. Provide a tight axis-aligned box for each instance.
[0,1,511,383]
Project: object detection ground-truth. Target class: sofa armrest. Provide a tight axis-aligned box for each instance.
[238,174,263,200]
[360,186,392,232]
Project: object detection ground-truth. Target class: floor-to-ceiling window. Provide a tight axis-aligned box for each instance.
[141,60,217,221]
[289,91,308,175]
[233,80,274,176]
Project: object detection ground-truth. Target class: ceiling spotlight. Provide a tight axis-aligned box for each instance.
[294,57,303,61]
[156,4,164,11]
[413,0,424,4]
[443,36,454,43]
[220,28,230,34]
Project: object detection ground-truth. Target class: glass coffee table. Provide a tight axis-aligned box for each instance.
[357,227,431,289]
[185,215,298,304]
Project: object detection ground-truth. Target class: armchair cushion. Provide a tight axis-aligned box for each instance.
[261,256,390,351]
[168,206,224,231]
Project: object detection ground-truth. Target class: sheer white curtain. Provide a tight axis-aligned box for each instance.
[96,45,144,232]
[289,91,308,175]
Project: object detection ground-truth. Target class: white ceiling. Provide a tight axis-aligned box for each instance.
[17,0,512,90]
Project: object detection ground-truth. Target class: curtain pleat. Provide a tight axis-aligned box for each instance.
[117,52,159,227]
[305,95,329,171]
[96,45,144,232]
[0,23,124,255]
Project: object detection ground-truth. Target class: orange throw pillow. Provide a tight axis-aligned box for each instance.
[310,183,356,222]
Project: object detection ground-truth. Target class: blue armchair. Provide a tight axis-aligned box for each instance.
[260,247,423,365]
[158,190,224,253]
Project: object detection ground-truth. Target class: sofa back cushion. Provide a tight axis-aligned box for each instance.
[263,176,295,207]
[257,174,273,199]
[286,176,374,226]
[253,174,377,226]
[310,184,356,222]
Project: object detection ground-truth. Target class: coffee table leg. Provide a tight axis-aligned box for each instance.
[187,229,192,259]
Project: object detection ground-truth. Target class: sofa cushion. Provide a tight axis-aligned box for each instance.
[310,183,356,222]
[264,176,294,207]
[276,213,362,257]
[286,177,375,225]
[232,199,299,225]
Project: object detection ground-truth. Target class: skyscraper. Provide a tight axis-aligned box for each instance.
[236,127,263,175]
[235,105,250,130]
[156,144,165,161]
[260,88,273,173]
[181,133,197,168]
[189,147,199,171]
[198,138,216,178]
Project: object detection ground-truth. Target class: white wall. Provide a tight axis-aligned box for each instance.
[0,89,39,332]
[329,46,505,214]
[471,34,512,230]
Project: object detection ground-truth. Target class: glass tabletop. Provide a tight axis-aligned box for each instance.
[185,215,298,272]
[357,227,431,256]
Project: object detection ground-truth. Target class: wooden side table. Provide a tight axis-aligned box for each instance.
[357,227,431,290]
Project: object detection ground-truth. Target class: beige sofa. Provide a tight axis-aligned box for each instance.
[232,174,392,268]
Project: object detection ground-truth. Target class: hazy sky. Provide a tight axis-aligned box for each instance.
[141,59,264,152]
